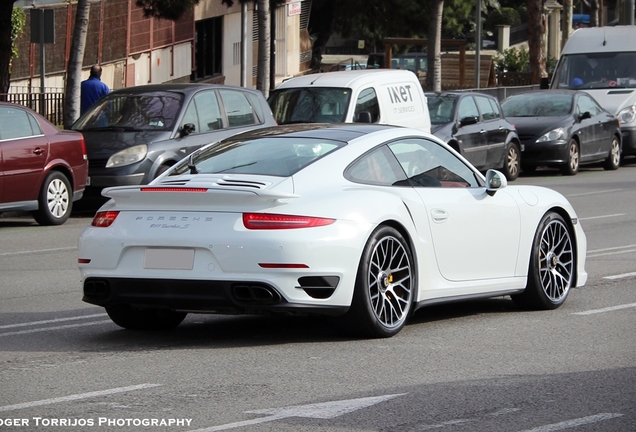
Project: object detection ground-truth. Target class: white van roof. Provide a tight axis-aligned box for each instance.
[562,26,636,54]
[275,69,420,89]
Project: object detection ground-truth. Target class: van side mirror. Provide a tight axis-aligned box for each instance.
[179,123,196,137]
[540,77,550,89]
[356,111,373,123]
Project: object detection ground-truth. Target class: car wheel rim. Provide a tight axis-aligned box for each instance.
[507,147,519,177]
[611,139,620,166]
[569,143,579,171]
[368,236,413,328]
[538,219,573,302]
[46,178,70,218]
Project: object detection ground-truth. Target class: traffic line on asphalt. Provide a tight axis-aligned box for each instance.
[517,413,623,432]
[579,213,625,221]
[603,272,636,280]
[572,303,636,316]
[566,188,623,197]
[0,313,107,329]
[587,244,636,258]
[0,384,161,412]
[0,246,76,257]
[0,320,112,337]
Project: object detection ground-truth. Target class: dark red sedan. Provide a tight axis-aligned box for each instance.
[0,102,88,225]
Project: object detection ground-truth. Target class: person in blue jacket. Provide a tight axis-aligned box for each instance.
[80,65,110,115]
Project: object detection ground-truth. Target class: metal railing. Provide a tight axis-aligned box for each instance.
[1,91,65,126]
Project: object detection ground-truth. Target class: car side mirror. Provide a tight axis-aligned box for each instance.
[540,77,550,89]
[486,169,507,196]
[459,116,479,127]
[579,111,591,121]
[355,111,373,123]
[179,123,196,137]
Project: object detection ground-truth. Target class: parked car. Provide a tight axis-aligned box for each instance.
[267,70,431,132]
[0,102,88,225]
[71,83,277,197]
[78,124,587,338]
[426,91,522,180]
[500,90,621,175]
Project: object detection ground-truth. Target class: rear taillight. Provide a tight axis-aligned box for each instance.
[92,211,120,227]
[243,213,335,230]
[80,136,87,160]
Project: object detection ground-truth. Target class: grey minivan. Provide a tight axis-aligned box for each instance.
[72,83,277,196]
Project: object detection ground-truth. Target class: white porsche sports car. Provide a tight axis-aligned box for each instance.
[78,124,587,338]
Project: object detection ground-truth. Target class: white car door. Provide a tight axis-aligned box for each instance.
[387,138,521,282]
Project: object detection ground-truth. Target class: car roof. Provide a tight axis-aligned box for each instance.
[222,123,399,142]
[274,69,419,89]
[108,83,262,96]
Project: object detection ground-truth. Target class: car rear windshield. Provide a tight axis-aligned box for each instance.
[171,137,345,177]
[268,87,352,124]
[72,91,183,131]
[501,93,573,117]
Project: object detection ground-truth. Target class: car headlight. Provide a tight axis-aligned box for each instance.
[617,106,636,125]
[537,128,565,143]
[106,144,148,168]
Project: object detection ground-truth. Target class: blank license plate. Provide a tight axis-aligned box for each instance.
[144,248,194,270]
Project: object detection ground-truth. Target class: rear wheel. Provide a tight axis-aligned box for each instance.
[503,142,520,181]
[511,212,574,310]
[106,305,187,330]
[346,226,415,338]
[603,135,620,170]
[560,139,579,175]
[32,171,73,225]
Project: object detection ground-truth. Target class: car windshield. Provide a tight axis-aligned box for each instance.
[72,91,183,131]
[171,136,345,177]
[552,52,636,89]
[267,88,351,124]
[427,94,458,124]
[501,93,573,117]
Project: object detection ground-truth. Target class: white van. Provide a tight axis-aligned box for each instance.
[550,26,636,157]
[267,69,431,132]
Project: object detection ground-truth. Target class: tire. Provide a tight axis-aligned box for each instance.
[511,212,574,310]
[560,139,579,175]
[503,142,521,181]
[32,171,73,226]
[603,135,620,171]
[106,305,187,330]
[346,226,415,338]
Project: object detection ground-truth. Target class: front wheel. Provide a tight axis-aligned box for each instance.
[346,226,415,338]
[32,171,73,225]
[603,135,620,170]
[511,212,574,310]
[560,139,579,175]
[503,142,521,181]
[106,305,187,330]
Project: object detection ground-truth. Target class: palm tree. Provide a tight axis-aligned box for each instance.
[64,0,90,129]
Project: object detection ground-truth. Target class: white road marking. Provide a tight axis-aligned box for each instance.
[604,272,636,280]
[0,313,107,329]
[0,320,112,337]
[187,393,407,432]
[419,419,472,430]
[0,246,76,257]
[587,244,636,258]
[579,213,625,221]
[0,384,161,412]
[572,303,636,316]
[567,189,623,197]
[518,413,623,432]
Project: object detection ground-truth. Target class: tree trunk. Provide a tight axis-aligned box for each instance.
[527,0,546,84]
[0,1,17,99]
[256,0,270,97]
[426,0,444,92]
[561,0,572,48]
[64,0,90,129]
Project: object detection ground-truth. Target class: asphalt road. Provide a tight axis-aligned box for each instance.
[1,163,634,432]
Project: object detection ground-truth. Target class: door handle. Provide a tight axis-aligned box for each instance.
[480,129,487,134]
[33,148,44,155]
[431,209,448,223]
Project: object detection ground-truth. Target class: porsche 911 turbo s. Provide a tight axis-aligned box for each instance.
[78,124,587,338]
